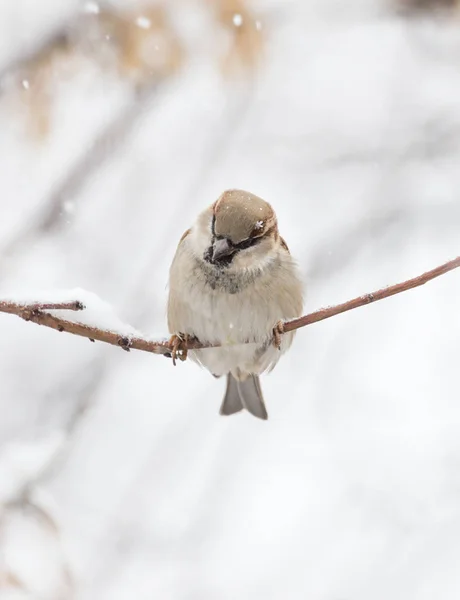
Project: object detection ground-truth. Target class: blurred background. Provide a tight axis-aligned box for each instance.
[0,0,459,598]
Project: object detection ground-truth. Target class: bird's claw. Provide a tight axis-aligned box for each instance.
[168,333,190,366]
[272,321,284,350]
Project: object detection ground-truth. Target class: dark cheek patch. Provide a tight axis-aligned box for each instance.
[215,254,235,267]
[203,246,213,263]
[234,236,261,250]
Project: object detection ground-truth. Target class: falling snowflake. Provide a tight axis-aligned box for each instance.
[83,1,100,14]
[136,16,151,29]
[233,14,243,27]
[254,220,264,230]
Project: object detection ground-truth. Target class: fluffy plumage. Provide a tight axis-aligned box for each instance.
[167,189,303,419]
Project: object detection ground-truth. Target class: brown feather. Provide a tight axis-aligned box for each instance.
[280,236,290,254]
[179,228,191,245]
[213,189,276,244]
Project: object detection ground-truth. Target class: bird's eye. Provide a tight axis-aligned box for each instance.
[234,237,260,250]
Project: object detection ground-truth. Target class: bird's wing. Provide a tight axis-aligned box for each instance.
[280,236,290,254]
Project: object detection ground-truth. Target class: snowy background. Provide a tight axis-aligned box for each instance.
[0,0,459,598]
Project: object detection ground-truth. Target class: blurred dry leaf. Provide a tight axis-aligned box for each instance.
[0,499,74,599]
[1,0,265,140]
[4,3,183,140]
[210,0,264,76]
[83,5,183,88]
[0,569,23,589]
[11,33,79,140]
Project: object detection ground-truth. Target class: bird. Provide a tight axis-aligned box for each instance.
[167,189,304,420]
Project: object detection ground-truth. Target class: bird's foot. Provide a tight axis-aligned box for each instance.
[272,321,285,350]
[168,333,190,366]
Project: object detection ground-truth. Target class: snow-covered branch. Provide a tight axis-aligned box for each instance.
[0,256,459,359]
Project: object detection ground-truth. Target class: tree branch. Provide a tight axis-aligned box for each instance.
[283,255,460,332]
[0,256,458,357]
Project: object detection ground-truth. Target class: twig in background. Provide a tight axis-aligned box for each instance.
[396,0,459,13]
[1,80,159,264]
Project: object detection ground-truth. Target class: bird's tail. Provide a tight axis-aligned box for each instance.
[219,373,268,420]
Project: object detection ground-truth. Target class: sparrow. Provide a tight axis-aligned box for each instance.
[167,189,304,420]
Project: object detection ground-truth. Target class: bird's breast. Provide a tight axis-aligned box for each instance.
[183,260,284,345]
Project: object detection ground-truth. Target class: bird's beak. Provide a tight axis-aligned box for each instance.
[212,238,234,262]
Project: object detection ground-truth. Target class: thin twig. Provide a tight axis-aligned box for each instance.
[284,255,460,332]
[0,256,458,356]
[28,301,84,312]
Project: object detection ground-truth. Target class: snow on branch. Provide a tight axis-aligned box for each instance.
[0,256,459,358]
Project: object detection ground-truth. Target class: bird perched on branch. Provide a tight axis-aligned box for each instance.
[167,189,303,420]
